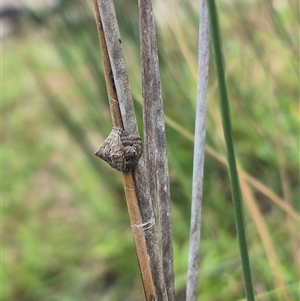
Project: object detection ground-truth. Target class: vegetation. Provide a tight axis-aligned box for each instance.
[3,0,299,300]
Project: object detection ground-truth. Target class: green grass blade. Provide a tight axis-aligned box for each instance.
[207,1,255,301]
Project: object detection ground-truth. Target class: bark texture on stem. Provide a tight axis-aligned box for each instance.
[94,1,157,300]
[139,0,175,300]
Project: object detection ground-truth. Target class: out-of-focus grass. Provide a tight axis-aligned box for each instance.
[3,0,299,300]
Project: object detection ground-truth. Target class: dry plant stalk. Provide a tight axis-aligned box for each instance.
[93,1,155,300]
[186,0,210,300]
[139,0,175,299]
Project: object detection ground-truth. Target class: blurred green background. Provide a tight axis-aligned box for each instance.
[2,0,299,300]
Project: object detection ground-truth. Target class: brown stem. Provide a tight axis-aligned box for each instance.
[93,0,122,128]
[139,0,174,299]
[93,1,156,300]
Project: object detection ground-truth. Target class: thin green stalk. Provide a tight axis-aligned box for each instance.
[207,1,255,301]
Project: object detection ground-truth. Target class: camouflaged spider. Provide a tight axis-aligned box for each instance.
[95,127,143,173]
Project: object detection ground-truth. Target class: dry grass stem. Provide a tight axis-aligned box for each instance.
[163,112,300,221]
[186,0,210,299]
[139,0,175,299]
[240,179,292,301]
[93,1,156,300]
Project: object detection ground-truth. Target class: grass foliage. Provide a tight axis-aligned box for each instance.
[3,0,299,300]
